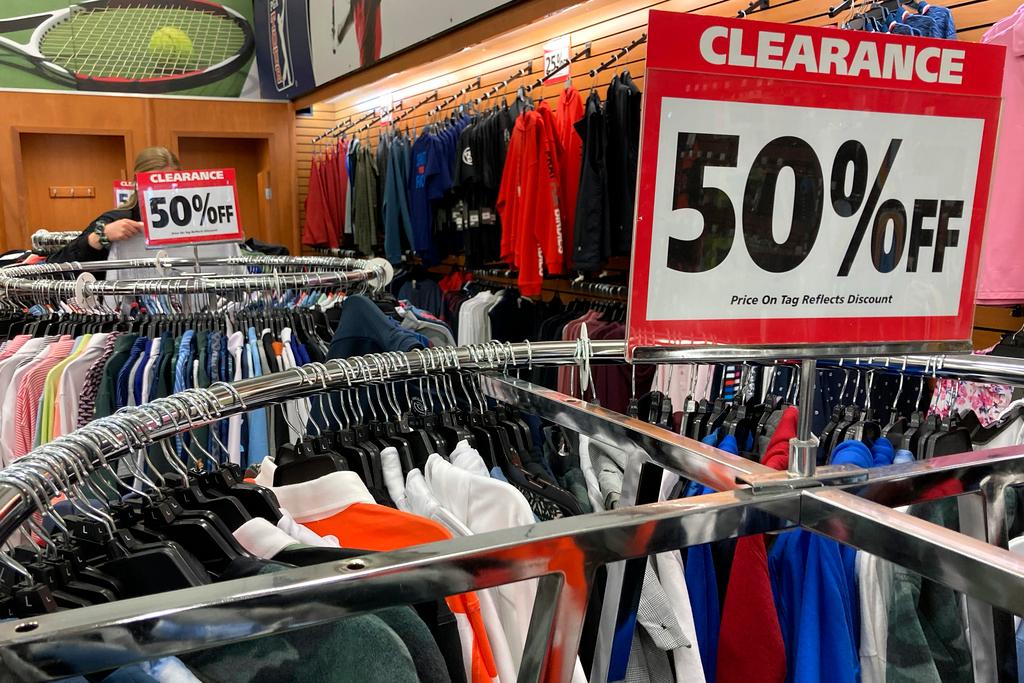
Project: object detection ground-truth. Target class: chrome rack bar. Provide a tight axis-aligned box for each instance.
[481,375,1024,682]
[4,374,1024,679]
[825,353,1024,386]
[481,375,774,490]
[0,488,799,681]
[30,229,80,254]
[0,341,621,544]
[0,255,395,299]
[629,340,971,363]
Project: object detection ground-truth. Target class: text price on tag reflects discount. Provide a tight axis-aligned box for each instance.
[626,12,1005,352]
[137,168,244,248]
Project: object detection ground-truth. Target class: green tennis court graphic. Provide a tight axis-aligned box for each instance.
[0,1,257,97]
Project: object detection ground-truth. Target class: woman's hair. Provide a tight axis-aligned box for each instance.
[119,146,182,209]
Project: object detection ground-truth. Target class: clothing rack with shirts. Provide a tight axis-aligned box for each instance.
[310,247,360,258]
[0,255,394,302]
[0,257,395,473]
[303,27,647,272]
[0,340,1023,681]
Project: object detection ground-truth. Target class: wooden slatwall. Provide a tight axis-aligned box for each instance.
[295,0,1018,236]
[295,102,339,233]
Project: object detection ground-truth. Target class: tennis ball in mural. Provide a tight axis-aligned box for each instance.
[149,27,194,60]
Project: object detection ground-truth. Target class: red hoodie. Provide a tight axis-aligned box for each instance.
[716,407,795,683]
[555,87,584,269]
[302,158,334,248]
[496,110,565,296]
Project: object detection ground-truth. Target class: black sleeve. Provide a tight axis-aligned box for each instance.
[47,208,134,264]
[46,227,107,264]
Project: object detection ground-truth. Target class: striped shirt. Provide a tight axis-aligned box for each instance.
[76,333,121,429]
[0,335,31,361]
[14,336,75,459]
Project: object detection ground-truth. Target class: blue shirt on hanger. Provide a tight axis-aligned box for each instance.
[680,431,737,682]
[766,436,897,682]
[245,327,270,466]
[173,331,195,459]
[118,337,148,410]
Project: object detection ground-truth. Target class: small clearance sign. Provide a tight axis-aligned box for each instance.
[137,168,244,248]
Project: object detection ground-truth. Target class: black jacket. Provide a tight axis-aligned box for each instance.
[605,73,642,257]
[572,92,610,273]
[48,206,140,266]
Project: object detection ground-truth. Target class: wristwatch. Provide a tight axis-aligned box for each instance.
[92,221,111,249]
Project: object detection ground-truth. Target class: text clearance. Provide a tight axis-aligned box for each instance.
[699,25,965,84]
[147,170,226,184]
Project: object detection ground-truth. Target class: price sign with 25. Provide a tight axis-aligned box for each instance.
[627,12,1004,351]
[137,168,244,248]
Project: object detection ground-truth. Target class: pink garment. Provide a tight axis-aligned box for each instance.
[929,378,1013,426]
[978,14,1024,303]
[0,335,30,361]
[655,365,716,414]
[13,336,74,459]
[989,3,1024,37]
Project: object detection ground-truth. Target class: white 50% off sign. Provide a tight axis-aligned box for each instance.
[626,12,1004,353]
[137,168,244,248]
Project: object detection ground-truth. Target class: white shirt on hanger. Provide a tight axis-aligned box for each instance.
[424,451,541,673]
[0,338,50,467]
[457,291,496,346]
[657,471,707,683]
[54,333,109,438]
[379,447,519,683]
[278,328,306,443]
[226,331,245,466]
[858,550,896,683]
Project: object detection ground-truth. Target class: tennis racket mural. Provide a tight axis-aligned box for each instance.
[0,0,255,95]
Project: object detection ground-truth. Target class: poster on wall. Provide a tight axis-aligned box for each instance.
[253,0,515,100]
[0,1,259,97]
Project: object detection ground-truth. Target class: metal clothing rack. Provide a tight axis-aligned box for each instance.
[30,229,80,255]
[389,89,440,128]
[1,341,1024,681]
[0,255,394,303]
[466,268,627,301]
[309,247,360,258]
[568,279,627,300]
[311,107,379,144]
[586,33,646,79]
[420,77,482,120]
[738,0,771,17]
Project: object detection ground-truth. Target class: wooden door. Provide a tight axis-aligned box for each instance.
[20,133,128,235]
[177,137,271,244]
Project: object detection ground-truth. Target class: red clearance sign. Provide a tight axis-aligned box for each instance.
[113,180,135,206]
[137,168,243,248]
[626,11,1004,355]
